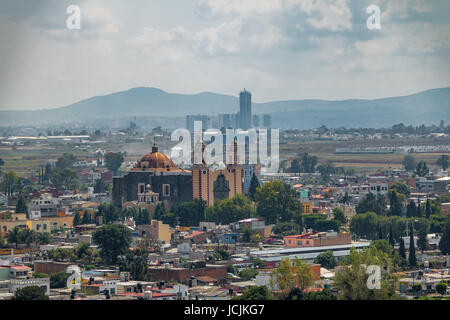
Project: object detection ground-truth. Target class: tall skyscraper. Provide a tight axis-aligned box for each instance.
[239,89,252,130]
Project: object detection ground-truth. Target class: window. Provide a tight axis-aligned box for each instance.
[163,184,170,196]
[43,224,47,230]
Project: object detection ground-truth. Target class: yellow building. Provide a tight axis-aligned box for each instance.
[0,212,28,236]
[192,140,243,206]
[301,202,313,214]
[138,220,173,244]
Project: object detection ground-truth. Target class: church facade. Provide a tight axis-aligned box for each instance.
[112,144,244,210]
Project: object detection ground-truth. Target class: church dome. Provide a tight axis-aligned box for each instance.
[132,145,185,172]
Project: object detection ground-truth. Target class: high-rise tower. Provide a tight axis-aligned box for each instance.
[239,89,252,130]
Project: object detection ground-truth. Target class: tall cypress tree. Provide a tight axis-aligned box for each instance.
[248,174,260,201]
[407,200,416,218]
[425,200,431,219]
[153,204,161,220]
[81,210,91,225]
[141,208,151,225]
[378,226,383,240]
[399,237,406,260]
[409,224,417,266]
[389,226,395,247]
[73,212,81,226]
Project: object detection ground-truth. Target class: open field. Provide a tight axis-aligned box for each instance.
[0,136,449,177]
[280,137,450,173]
[0,146,90,176]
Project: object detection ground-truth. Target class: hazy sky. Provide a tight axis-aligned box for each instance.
[0,0,449,110]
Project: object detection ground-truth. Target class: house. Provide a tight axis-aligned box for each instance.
[283,231,351,248]
[137,220,172,244]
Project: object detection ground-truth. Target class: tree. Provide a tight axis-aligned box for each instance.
[174,199,207,226]
[407,200,417,218]
[388,190,403,216]
[51,168,79,190]
[356,192,386,215]
[350,212,379,240]
[402,155,416,171]
[436,155,449,171]
[399,237,406,260]
[409,224,417,266]
[411,283,422,296]
[415,161,429,177]
[73,212,81,227]
[426,199,432,219]
[334,246,398,300]
[436,281,448,296]
[301,289,336,300]
[313,251,336,270]
[81,210,92,225]
[0,233,5,248]
[105,152,124,175]
[2,171,18,196]
[39,232,51,245]
[255,181,300,225]
[317,161,335,182]
[15,195,28,214]
[270,258,315,292]
[50,271,70,288]
[48,248,76,262]
[14,286,49,300]
[248,174,260,201]
[340,191,351,204]
[206,195,254,225]
[388,226,395,248]
[389,182,409,197]
[56,153,77,169]
[120,241,149,281]
[290,159,302,173]
[332,208,347,225]
[234,286,272,300]
[439,220,450,255]
[214,249,230,261]
[7,227,21,248]
[76,242,92,260]
[140,208,151,225]
[417,230,428,253]
[301,153,318,173]
[238,268,258,280]
[92,224,132,265]
[93,179,107,193]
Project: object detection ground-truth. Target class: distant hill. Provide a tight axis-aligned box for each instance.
[1,87,449,129]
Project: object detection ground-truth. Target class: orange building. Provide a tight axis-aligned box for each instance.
[284,231,351,248]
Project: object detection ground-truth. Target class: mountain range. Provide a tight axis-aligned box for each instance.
[1,87,449,129]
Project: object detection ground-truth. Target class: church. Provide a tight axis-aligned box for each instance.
[112,143,246,211]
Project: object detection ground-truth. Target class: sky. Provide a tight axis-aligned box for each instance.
[0,0,449,110]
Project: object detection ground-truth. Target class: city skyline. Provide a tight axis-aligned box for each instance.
[0,0,449,110]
